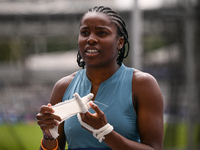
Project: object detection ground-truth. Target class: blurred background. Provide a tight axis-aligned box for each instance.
[0,0,199,150]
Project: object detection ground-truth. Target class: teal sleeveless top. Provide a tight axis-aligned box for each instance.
[62,64,140,149]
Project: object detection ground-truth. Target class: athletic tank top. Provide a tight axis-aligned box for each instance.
[62,64,140,149]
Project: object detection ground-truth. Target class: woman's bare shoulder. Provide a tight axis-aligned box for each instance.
[132,69,157,86]
[132,69,162,102]
[55,71,77,89]
[49,71,77,105]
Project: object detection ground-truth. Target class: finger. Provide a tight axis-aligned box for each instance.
[39,123,56,131]
[89,101,104,116]
[36,113,62,122]
[46,103,55,113]
[79,111,92,121]
[80,110,92,116]
[47,103,51,107]
[38,119,59,131]
[50,114,62,122]
[37,119,55,126]
[39,105,54,114]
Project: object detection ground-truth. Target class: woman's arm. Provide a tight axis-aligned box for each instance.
[133,70,164,150]
[36,72,76,150]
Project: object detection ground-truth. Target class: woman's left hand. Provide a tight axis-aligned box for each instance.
[79,102,107,130]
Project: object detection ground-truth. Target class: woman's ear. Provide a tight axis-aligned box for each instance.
[117,37,124,50]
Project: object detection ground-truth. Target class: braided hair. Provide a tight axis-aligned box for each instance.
[77,6,130,68]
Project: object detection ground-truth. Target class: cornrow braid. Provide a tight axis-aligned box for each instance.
[77,6,130,68]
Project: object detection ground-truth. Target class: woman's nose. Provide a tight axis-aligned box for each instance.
[87,34,98,44]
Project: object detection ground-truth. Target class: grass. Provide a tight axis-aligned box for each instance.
[0,122,199,150]
[164,123,187,148]
[163,123,200,150]
[0,122,42,150]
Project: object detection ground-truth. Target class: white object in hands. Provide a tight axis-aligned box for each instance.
[49,93,94,139]
[77,113,114,143]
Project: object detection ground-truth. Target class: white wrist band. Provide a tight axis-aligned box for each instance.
[77,113,114,142]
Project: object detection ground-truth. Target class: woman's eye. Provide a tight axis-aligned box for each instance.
[99,31,108,35]
[80,31,89,35]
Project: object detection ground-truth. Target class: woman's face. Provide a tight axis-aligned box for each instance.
[78,12,124,68]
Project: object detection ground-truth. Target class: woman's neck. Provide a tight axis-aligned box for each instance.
[86,63,120,85]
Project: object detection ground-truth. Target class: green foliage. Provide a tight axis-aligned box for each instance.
[0,38,24,62]
[164,123,200,149]
[0,38,77,63]
[143,35,167,52]
[47,38,77,52]
[0,43,11,62]
[164,123,187,148]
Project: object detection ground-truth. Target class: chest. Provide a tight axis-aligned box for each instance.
[64,95,139,148]
[90,84,100,101]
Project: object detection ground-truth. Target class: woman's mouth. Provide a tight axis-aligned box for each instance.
[86,49,98,54]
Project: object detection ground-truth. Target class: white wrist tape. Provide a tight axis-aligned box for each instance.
[49,93,93,139]
[77,113,114,142]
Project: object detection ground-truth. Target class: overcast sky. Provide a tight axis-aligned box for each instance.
[116,0,163,9]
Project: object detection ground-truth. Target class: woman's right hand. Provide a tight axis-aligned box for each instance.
[36,103,62,136]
